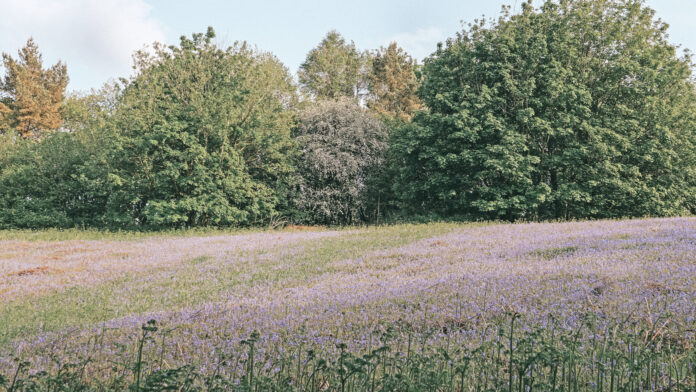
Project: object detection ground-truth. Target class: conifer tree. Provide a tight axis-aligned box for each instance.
[0,101,9,130]
[1,38,68,138]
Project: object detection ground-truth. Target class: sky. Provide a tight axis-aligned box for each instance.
[0,0,694,92]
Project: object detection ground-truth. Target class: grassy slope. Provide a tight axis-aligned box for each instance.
[0,223,464,346]
[0,226,299,241]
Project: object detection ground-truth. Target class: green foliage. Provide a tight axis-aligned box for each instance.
[0,79,122,230]
[104,27,298,228]
[0,28,300,230]
[293,99,387,225]
[390,0,696,220]
[0,129,111,229]
[298,31,369,101]
[3,315,696,391]
[62,82,121,133]
[3,1,696,229]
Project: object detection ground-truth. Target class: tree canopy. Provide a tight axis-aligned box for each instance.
[102,28,299,228]
[0,38,68,138]
[294,98,387,225]
[2,1,696,230]
[391,0,696,220]
[298,31,369,101]
[368,42,421,122]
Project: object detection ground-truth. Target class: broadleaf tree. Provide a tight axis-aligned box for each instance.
[298,31,369,101]
[293,98,387,225]
[105,27,299,228]
[390,0,696,220]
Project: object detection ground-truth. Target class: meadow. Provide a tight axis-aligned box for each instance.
[1,218,696,391]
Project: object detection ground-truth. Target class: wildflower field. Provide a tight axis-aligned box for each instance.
[1,218,696,391]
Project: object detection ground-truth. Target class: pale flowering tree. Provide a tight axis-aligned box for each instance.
[293,98,387,224]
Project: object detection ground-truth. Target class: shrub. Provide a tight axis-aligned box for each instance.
[0,130,110,229]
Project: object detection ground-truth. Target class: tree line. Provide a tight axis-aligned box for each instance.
[1,0,695,229]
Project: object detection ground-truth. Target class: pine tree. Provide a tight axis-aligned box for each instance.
[1,38,69,138]
[0,102,10,128]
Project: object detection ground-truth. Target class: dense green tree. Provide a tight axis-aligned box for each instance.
[293,98,387,225]
[62,81,121,133]
[0,38,68,138]
[368,43,421,122]
[390,0,696,220]
[104,27,299,228]
[298,31,369,100]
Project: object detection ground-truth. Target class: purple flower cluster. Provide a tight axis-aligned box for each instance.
[0,230,342,301]
[2,218,695,377]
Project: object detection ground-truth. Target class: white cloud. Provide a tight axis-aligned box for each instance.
[0,0,167,90]
[385,27,447,62]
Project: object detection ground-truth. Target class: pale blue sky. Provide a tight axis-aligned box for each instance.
[0,0,694,92]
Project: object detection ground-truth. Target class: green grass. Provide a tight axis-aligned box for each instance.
[0,222,464,346]
[3,218,696,391]
[0,226,273,241]
[531,245,579,259]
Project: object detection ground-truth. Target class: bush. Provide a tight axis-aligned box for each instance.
[0,130,111,229]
